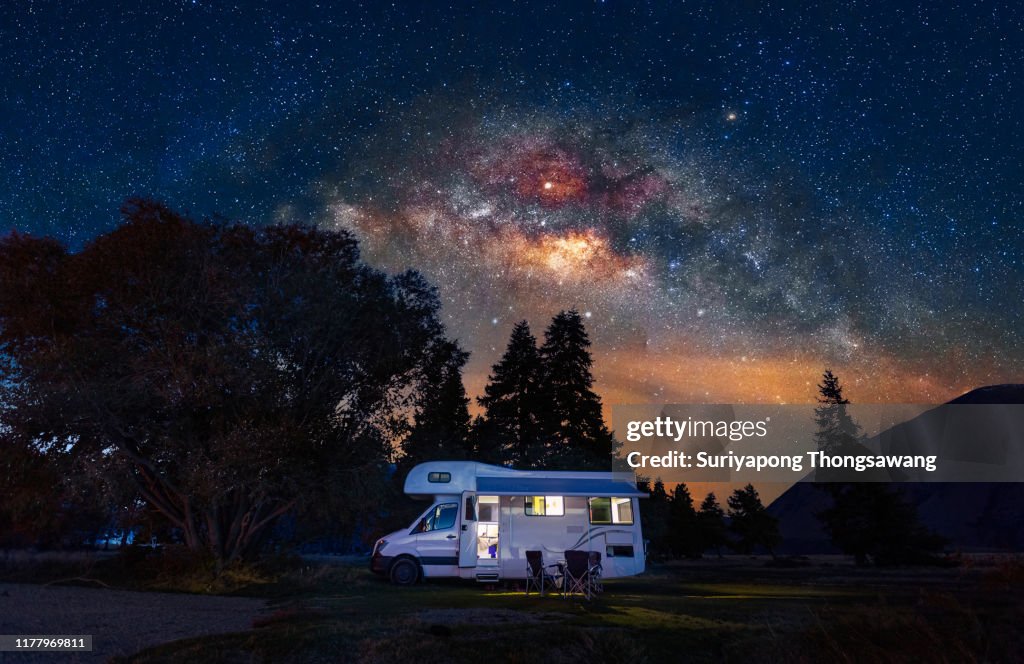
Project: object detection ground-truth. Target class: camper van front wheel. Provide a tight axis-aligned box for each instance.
[389,557,419,586]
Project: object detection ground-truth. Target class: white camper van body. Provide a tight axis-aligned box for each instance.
[371,461,646,584]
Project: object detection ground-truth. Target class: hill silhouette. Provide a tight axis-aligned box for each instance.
[767,385,1024,553]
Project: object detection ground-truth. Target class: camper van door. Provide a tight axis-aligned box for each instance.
[413,501,459,573]
[459,491,477,568]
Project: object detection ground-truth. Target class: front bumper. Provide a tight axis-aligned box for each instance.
[370,551,392,574]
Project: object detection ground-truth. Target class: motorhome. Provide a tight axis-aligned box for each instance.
[371,461,646,585]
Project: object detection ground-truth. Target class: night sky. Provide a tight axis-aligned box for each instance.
[2,1,1021,406]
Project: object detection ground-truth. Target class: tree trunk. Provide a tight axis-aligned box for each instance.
[126,456,296,571]
[203,496,296,572]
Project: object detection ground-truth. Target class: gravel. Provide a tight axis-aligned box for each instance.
[0,583,267,662]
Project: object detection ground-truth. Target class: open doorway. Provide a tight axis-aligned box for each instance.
[476,495,500,564]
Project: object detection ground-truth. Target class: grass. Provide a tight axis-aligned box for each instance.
[5,551,1023,662]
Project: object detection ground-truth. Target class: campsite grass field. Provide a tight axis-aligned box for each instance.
[4,553,1023,662]
[117,555,1024,663]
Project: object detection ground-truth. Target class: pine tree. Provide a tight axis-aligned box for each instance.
[468,415,503,465]
[727,484,780,557]
[639,478,671,559]
[812,369,944,565]
[667,483,702,558]
[539,309,615,469]
[697,492,728,557]
[477,321,547,468]
[399,340,472,474]
[814,369,860,456]
[817,369,848,405]
[818,483,945,566]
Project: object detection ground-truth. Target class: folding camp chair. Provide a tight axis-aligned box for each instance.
[525,550,560,596]
[561,550,593,600]
[589,550,603,594]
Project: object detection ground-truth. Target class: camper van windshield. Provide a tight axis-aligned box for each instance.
[418,503,458,532]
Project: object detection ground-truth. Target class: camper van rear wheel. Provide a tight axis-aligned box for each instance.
[389,557,419,585]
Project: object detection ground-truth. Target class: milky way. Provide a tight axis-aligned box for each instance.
[2,2,1021,406]
[316,96,1019,405]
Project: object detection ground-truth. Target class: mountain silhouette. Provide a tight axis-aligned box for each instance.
[767,384,1024,553]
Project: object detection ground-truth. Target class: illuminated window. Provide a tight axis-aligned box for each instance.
[524,496,565,516]
[588,497,634,524]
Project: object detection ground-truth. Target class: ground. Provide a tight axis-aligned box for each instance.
[1,553,1022,663]
[0,583,265,663]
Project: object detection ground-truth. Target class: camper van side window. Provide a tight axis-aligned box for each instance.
[427,472,451,483]
[613,497,634,524]
[589,497,611,524]
[588,497,634,525]
[524,496,564,516]
[419,503,458,532]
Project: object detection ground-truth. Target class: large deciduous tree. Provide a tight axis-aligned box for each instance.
[0,200,450,567]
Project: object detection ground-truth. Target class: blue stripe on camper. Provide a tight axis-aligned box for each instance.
[570,527,636,550]
[419,556,459,566]
[475,477,644,496]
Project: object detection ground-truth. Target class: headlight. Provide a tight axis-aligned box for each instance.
[375,538,388,554]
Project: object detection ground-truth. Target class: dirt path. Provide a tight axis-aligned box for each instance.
[0,583,267,662]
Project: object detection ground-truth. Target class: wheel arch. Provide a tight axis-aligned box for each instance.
[388,554,422,585]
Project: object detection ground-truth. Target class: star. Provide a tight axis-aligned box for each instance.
[0,1,1017,407]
